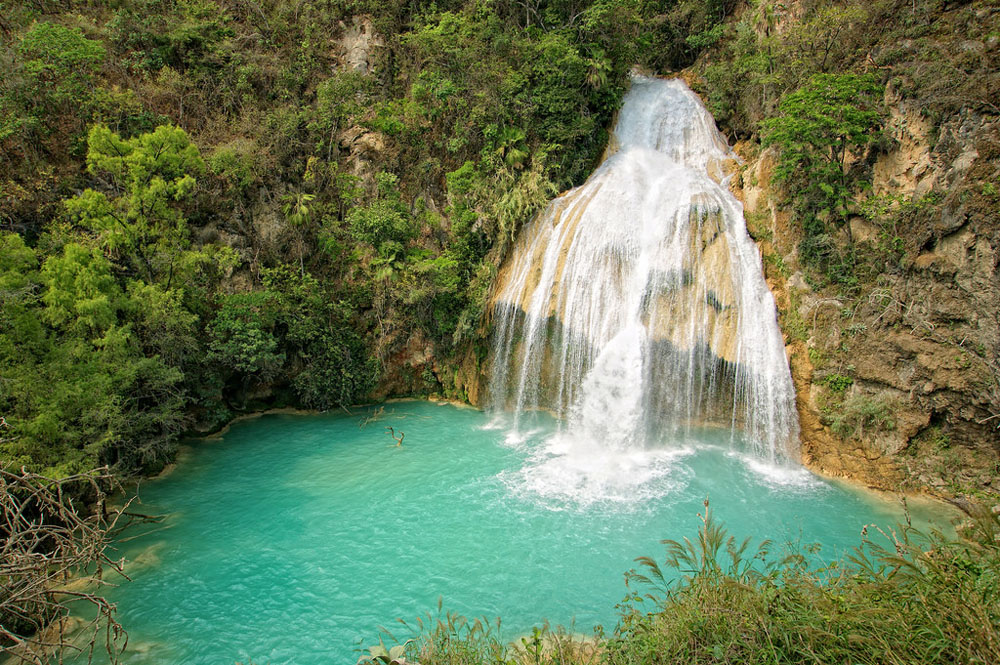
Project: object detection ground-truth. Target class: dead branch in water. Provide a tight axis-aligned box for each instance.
[1,465,133,664]
[385,426,405,447]
[360,406,386,429]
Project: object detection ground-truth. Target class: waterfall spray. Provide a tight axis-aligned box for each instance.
[488,77,799,475]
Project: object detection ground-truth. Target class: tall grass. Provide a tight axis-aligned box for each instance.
[368,599,601,665]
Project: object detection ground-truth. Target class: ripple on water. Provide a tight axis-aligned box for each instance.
[88,403,953,665]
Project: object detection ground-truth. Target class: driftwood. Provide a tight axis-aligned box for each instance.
[385,426,405,447]
[1,465,132,664]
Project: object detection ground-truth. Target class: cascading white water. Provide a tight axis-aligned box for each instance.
[488,77,799,504]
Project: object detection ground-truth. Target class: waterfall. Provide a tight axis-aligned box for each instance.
[487,76,799,493]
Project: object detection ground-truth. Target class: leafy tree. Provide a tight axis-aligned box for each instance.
[641,0,739,71]
[126,280,200,369]
[0,234,45,434]
[40,243,122,336]
[0,232,41,341]
[762,73,883,278]
[107,0,234,74]
[66,124,206,284]
[207,291,285,382]
[263,266,377,410]
[0,21,106,152]
[0,20,106,197]
[764,73,883,212]
[1,236,192,476]
[347,172,415,258]
[18,22,106,107]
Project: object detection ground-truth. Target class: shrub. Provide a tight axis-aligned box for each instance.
[607,501,1000,665]
[822,373,854,393]
[762,73,884,282]
[828,393,895,439]
[207,292,284,380]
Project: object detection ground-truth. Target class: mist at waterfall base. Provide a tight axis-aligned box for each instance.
[96,403,946,665]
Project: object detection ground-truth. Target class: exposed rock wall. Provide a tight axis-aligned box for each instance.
[732,103,1000,498]
[335,16,384,75]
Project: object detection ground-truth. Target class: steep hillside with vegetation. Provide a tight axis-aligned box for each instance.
[0,0,652,478]
[1,0,998,496]
[686,0,999,499]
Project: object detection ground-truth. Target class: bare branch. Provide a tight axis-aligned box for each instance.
[1,465,133,664]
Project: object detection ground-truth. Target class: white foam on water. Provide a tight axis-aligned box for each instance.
[729,451,822,491]
[501,426,548,449]
[500,431,696,510]
[480,414,508,431]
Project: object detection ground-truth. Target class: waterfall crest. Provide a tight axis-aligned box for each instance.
[487,77,799,473]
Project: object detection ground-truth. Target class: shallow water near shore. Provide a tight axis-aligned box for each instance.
[93,401,951,665]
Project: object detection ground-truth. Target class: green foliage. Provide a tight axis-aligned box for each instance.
[761,251,788,278]
[762,73,883,282]
[208,139,260,193]
[126,280,200,368]
[629,503,773,592]
[370,601,598,665]
[0,20,106,163]
[642,0,739,71]
[828,393,895,440]
[67,124,206,283]
[778,292,808,343]
[262,266,377,410]
[694,0,1000,297]
[18,21,106,107]
[763,72,883,218]
[0,126,219,475]
[207,291,284,381]
[0,232,44,362]
[108,0,234,74]
[40,243,122,335]
[822,373,854,393]
[311,70,373,157]
[282,191,316,227]
[399,2,630,221]
[0,283,190,476]
[604,502,1000,665]
[853,191,943,277]
[348,173,415,256]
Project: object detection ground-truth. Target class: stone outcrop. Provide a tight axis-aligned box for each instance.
[334,16,383,75]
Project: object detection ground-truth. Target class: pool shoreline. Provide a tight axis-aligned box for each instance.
[172,396,962,517]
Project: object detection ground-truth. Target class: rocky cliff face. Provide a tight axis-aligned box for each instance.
[332,8,999,501]
[733,97,1000,499]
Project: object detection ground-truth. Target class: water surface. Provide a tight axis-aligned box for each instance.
[103,402,946,665]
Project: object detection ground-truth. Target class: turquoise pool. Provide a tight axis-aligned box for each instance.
[98,401,947,664]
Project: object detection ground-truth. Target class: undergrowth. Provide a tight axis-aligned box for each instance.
[369,500,1000,665]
